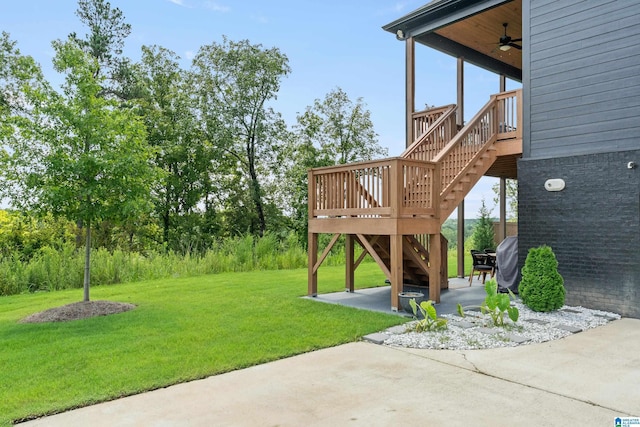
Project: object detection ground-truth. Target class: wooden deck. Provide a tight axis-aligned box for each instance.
[308,90,522,311]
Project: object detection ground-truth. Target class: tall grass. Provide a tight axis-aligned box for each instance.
[0,232,358,296]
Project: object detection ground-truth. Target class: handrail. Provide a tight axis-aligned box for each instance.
[433,89,521,203]
[411,104,456,142]
[308,157,438,219]
[403,104,458,162]
[308,90,521,223]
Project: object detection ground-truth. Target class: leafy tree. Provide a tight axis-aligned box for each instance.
[492,178,518,220]
[138,45,215,250]
[191,37,291,237]
[296,87,387,165]
[69,0,137,99]
[285,88,387,240]
[0,39,157,301]
[470,199,495,251]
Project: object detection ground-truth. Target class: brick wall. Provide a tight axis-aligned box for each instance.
[518,150,640,318]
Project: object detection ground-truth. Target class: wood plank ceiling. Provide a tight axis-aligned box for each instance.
[434,1,522,71]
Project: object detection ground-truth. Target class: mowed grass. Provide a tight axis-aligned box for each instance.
[0,263,404,426]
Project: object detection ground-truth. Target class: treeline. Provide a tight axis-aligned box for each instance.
[0,210,350,295]
[0,1,386,296]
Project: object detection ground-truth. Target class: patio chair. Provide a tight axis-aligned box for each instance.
[469,250,495,285]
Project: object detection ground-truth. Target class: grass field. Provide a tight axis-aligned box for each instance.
[0,263,405,426]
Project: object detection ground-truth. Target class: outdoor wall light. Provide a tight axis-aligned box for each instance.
[396,29,406,40]
[627,161,637,169]
[545,179,565,192]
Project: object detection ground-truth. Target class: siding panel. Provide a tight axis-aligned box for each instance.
[528,0,640,159]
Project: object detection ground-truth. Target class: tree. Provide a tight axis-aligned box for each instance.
[138,45,215,250]
[492,178,518,220]
[69,0,136,99]
[0,39,157,301]
[191,37,291,237]
[296,87,387,164]
[285,88,387,239]
[519,245,565,312]
[470,199,495,251]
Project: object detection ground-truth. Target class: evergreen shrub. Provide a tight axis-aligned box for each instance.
[519,245,565,312]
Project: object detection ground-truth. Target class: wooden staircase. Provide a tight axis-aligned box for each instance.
[307,89,522,310]
[357,234,448,289]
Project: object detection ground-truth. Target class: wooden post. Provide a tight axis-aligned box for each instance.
[345,234,355,292]
[499,177,507,244]
[307,169,318,296]
[457,200,465,278]
[308,232,318,296]
[405,37,415,147]
[429,233,441,303]
[390,234,403,311]
[456,57,466,279]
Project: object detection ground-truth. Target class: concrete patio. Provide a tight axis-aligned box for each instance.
[305,276,488,316]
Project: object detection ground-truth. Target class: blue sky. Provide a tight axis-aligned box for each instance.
[2,0,518,218]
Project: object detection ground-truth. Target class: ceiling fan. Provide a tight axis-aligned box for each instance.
[498,22,521,51]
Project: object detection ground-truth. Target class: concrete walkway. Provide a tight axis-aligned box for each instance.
[20,317,640,426]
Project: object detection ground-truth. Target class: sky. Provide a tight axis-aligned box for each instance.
[2,0,519,218]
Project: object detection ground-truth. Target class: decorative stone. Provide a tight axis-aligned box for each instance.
[449,320,475,329]
[525,319,549,325]
[506,334,530,344]
[363,333,390,344]
[386,325,407,334]
[477,327,500,335]
[555,324,582,334]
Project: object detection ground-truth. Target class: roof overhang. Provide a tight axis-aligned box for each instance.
[383,0,522,81]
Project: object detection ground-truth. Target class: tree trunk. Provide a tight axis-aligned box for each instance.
[83,219,91,302]
[248,161,266,237]
[247,139,266,237]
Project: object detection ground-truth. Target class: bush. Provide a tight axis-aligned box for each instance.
[519,245,565,312]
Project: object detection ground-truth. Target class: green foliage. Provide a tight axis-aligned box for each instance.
[519,245,565,312]
[491,178,518,220]
[0,232,351,296]
[409,299,448,332]
[470,199,496,250]
[191,37,291,237]
[457,279,519,327]
[0,264,402,426]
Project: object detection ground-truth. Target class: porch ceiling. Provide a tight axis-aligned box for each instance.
[384,0,523,81]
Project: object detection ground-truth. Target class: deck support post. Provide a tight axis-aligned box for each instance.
[428,233,442,303]
[456,56,466,279]
[345,234,355,292]
[308,232,318,296]
[405,37,415,147]
[390,234,403,311]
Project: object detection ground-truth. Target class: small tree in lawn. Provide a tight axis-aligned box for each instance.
[519,245,565,312]
[470,199,495,251]
[0,39,157,302]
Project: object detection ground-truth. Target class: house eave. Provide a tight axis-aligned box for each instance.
[382,0,511,39]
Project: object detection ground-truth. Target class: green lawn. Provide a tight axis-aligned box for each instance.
[0,263,405,426]
[447,249,473,278]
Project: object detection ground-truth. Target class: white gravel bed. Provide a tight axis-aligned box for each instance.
[382,301,621,350]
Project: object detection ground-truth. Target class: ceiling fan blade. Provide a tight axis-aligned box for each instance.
[511,38,522,42]
[508,42,522,50]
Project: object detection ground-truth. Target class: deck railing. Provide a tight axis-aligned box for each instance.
[404,104,458,162]
[308,90,521,221]
[308,158,438,219]
[433,89,522,194]
[410,104,456,143]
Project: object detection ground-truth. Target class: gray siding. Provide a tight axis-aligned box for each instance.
[527,0,640,159]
